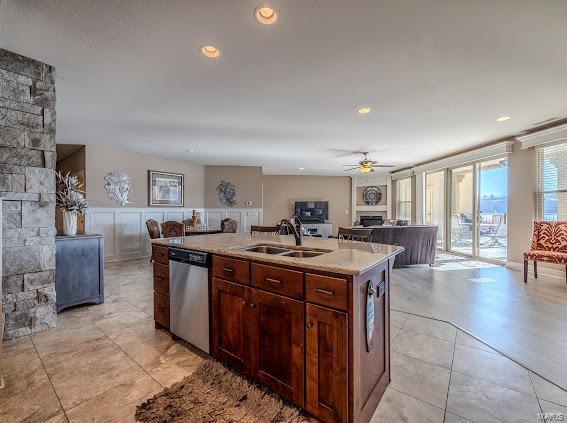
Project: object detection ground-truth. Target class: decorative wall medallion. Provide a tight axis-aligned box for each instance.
[216,180,237,207]
[363,186,382,205]
[104,170,132,206]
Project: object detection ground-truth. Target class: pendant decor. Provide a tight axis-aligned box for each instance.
[104,170,132,206]
[362,186,382,205]
[216,180,237,207]
[366,281,375,352]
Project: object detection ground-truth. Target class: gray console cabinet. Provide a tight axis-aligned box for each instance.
[55,234,104,312]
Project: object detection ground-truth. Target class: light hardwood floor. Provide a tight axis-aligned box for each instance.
[391,256,567,391]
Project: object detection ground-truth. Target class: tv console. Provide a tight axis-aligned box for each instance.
[302,222,333,237]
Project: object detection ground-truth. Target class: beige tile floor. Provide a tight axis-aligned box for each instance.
[375,310,567,423]
[1,258,566,422]
[1,259,204,422]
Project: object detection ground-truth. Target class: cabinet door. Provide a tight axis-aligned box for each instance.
[306,303,348,423]
[249,288,305,406]
[211,277,251,373]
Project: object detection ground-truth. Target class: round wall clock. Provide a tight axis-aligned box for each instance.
[362,186,382,205]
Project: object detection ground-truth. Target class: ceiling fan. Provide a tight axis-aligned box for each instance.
[342,152,395,173]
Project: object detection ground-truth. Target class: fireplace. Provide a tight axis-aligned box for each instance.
[360,215,383,227]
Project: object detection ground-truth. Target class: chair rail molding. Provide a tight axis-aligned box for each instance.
[85,207,262,261]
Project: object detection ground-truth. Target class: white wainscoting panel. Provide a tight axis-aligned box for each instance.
[205,208,263,233]
[85,207,262,261]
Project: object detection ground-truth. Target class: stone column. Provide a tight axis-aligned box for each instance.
[0,48,57,340]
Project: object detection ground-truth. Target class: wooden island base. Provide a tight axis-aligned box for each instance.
[152,241,396,423]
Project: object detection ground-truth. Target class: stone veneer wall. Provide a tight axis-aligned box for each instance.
[0,48,57,340]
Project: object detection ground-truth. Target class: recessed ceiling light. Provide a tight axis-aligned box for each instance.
[254,6,278,24]
[299,167,304,170]
[200,45,220,58]
[496,116,511,122]
[357,107,371,114]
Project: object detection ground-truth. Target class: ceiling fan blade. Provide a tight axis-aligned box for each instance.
[343,167,360,171]
[370,168,376,172]
[371,164,396,168]
[342,164,362,166]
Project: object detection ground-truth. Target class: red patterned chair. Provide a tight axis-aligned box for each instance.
[523,221,567,283]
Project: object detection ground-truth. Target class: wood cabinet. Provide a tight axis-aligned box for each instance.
[154,246,394,423]
[249,288,305,405]
[55,234,104,312]
[211,277,252,373]
[306,304,348,423]
[152,244,170,329]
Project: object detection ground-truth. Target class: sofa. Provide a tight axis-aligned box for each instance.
[369,225,438,267]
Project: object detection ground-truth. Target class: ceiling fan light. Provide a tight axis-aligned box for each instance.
[360,167,372,173]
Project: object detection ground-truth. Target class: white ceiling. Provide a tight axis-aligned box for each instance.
[1,0,566,175]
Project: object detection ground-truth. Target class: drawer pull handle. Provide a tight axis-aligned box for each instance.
[249,303,257,309]
[306,321,314,329]
[265,278,281,285]
[155,277,165,282]
[222,267,234,274]
[314,288,335,296]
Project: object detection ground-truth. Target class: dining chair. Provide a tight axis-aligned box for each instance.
[337,227,373,242]
[221,218,238,233]
[250,225,280,235]
[146,219,161,240]
[161,221,184,238]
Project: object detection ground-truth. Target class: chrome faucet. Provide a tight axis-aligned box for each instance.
[278,216,303,246]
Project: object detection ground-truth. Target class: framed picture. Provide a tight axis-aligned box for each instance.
[148,170,184,207]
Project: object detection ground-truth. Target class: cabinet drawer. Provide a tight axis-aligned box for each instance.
[154,292,170,328]
[305,274,348,311]
[251,263,303,300]
[153,262,169,296]
[212,255,250,285]
[152,244,169,265]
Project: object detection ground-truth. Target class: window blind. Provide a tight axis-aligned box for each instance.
[396,177,412,221]
[536,142,567,221]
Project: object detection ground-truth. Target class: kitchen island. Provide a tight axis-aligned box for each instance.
[151,233,403,423]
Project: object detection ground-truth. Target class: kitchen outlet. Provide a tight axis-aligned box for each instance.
[245,201,252,206]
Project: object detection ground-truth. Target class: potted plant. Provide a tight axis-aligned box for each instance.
[56,171,88,236]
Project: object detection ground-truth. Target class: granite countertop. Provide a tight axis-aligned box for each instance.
[55,233,103,240]
[152,233,404,275]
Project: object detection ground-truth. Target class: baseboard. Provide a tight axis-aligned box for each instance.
[506,261,566,280]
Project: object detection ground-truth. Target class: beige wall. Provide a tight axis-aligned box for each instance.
[204,166,263,208]
[56,146,85,176]
[262,175,351,232]
[85,146,205,207]
[507,143,537,264]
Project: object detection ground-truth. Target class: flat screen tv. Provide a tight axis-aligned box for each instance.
[294,201,328,223]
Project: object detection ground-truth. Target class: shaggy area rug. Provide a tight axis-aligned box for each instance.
[136,359,309,423]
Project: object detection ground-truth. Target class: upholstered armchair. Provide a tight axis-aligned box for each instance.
[161,221,184,238]
[221,218,238,233]
[523,221,567,283]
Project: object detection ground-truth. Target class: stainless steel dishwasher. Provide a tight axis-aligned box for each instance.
[169,248,211,353]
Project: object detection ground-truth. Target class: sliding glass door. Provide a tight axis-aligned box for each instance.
[478,158,508,260]
[424,170,445,249]
[450,165,474,255]
[446,158,508,260]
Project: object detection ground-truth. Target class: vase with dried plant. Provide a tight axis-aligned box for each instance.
[56,171,88,236]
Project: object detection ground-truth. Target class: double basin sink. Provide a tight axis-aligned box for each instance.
[236,244,331,258]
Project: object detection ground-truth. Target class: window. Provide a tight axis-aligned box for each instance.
[396,177,412,222]
[537,142,567,221]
